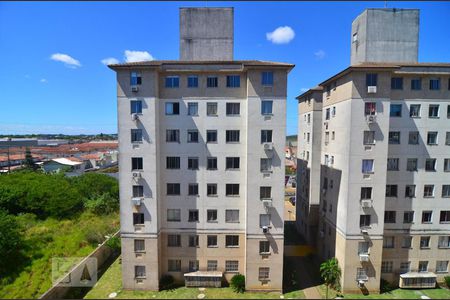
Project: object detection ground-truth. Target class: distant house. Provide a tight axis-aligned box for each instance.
[79,150,118,170]
[41,157,85,174]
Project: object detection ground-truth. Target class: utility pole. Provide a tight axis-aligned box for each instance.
[7,137,11,173]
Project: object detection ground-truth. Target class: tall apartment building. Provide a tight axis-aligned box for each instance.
[109,7,293,291]
[296,8,450,293]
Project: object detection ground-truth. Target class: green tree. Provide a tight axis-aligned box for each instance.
[23,148,36,171]
[0,210,23,275]
[320,257,342,299]
[230,274,245,293]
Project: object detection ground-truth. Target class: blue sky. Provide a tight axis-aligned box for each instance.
[0,1,449,135]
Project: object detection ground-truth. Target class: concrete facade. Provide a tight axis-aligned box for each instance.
[351,9,419,65]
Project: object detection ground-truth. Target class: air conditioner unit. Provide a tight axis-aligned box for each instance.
[132,197,143,206]
[132,172,142,179]
[359,253,370,262]
[366,115,377,123]
[361,229,368,234]
[367,86,377,93]
[131,86,139,92]
[262,226,269,234]
[263,143,273,151]
[262,199,273,207]
[361,199,372,208]
[131,113,139,121]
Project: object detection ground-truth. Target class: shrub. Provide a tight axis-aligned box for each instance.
[445,276,450,288]
[85,230,104,245]
[83,193,119,215]
[0,210,23,275]
[159,274,175,290]
[106,236,121,250]
[380,278,397,293]
[230,274,245,293]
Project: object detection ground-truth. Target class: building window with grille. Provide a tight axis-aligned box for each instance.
[361,159,374,174]
[225,235,239,247]
[226,103,240,115]
[207,157,217,170]
[207,102,218,116]
[226,157,240,170]
[225,210,239,223]
[165,76,180,88]
[226,130,240,143]
[259,241,270,254]
[188,157,199,170]
[207,210,218,222]
[411,79,422,90]
[389,131,401,144]
[261,71,273,85]
[440,211,450,223]
[260,187,272,199]
[384,211,396,223]
[187,75,198,88]
[207,76,218,88]
[391,78,403,90]
[418,261,428,272]
[363,131,375,145]
[438,236,450,248]
[134,239,145,252]
[207,260,218,271]
[207,184,218,196]
[130,71,142,86]
[225,260,239,272]
[188,183,199,196]
[189,235,199,248]
[408,131,419,145]
[130,100,142,114]
[410,104,421,117]
[403,212,414,224]
[402,236,412,248]
[187,102,198,116]
[387,158,399,171]
[360,187,372,200]
[429,104,439,117]
[226,75,240,88]
[405,185,416,198]
[261,101,273,115]
[168,260,181,272]
[390,104,402,116]
[131,129,143,143]
[258,267,270,281]
[165,102,180,115]
[406,158,418,171]
[381,261,393,273]
[386,185,398,197]
[207,235,218,248]
[206,130,217,143]
[167,209,181,222]
[436,261,449,273]
[445,159,450,172]
[166,157,180,169]
[133,185,144,198]
[187,130,199,143]
[427,132,438,145]
[260,158,272,172]
[188,210,199,222]
[168,234,181,247]
[425,159,436,171]
[429,78,441,90]
[226,184,239,196]
[421,211,433,224]
[131,157,143,170]
[366,74,378,87]
[424,185,434,198]
[383,236,394,248]
[166,129,180,142]
[364,102,376,116]
[167,183,180,195]
[261,130,273,143]
[135,265,146,278]
[189,260,199,272]
[133,213,144,225]
[420,236,431,248]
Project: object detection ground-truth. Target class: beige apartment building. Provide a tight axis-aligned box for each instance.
[109,8,293,291]
[296,9,450,293]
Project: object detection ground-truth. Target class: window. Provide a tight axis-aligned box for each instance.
[258,267,270,281]
[189,260,199,272]
[225,260,239,272]
[206,130,217,143]
[188,184,198,196]
[358,241,370,255]
[389,131,401,144]
[361,159,374,173]
[384,211,396,223]
[130,129,143,143]
[420,236,431,248]
[360,215,371,227]
[187,102,198,116]
[436,261,449,273]
[207,235,218,247]
[404,212,414,224]
[366,73,378,87]
[131,157,143,170]
[226,157,240,170]
[443,185,450,198]
[445,159,450,172]
[261,71,273,85]
[207,260,218,271]
[134,239,145,252]
[332,131,335,140]
[407,158,418,171]
[207,157,217,170]
[187,130,199,143]
[207,184,217,196]
[261,101,273,115]
[168,260,181,272]
[225,235,239,247]
[166,129,180,142]
[381,261,393,273]
[365,102,376,116]
[429,78,441,90]
[226,103,240,115]
[325,108,330,120]
[440,211,450,223]
[391,77,403,90]
[325,132,330,144]
[352,32,358,42]
[390,104,402,117]
[168,234,181,247]
[400,262,411,273]
[405,185,416,198]
[363,131,375,145]
[130,100,142,114]
[166,157,180,169]
[187,75,198,88]
[133,185,144,198]
[167,209,181,222]
[165,76,179,88]
[261,130,273,143]
[425,159,436,171]
[360,187,372,200]
[130,71,142,86]
[438,236,450,248]
[420,210,433,224]
[188,157,199,170]
[429,104,439,118]
[383,236,394,248]
[411,78,422,90]
[226,184,239,196]
[446,132,450,145]
[424,185,435,197]
[427,132,438,145]
[402,237,412,249]
[189,235,199,248]
[408,131,419,145]
[226,75,240,88]
[307,114,311,123]
[226,210,239,223]
[226,130,240,143]
[167,183,180,195]
[207,102,218,116]
[207,210,217,222]
[207,76,218,88]
[188,210,199,222]
[386,185,398,197]
[418,261,428,272]
[332,106,336,117]
[259,241,270,254]
[259,214,271,227]
[387,158,399,171]
[165,102,180,115]
[356,268,368,281]
[448,105,450,118]
[260,158,272,172]
[410,104,421,117]
[135,265,146,278]
[260,187,272,199]
[133,213,144,225]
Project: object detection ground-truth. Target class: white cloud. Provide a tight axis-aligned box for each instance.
[314,50,326,60]
[40,78,48,83]
[266,26,295,44]
[124,50,154,63]
[300,88,309,92]
[101,57,119,65]
[50,53,81,68]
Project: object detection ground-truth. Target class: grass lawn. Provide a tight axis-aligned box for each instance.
[318,284,450,299]
[85,257,305,299]
[0,211,119,299]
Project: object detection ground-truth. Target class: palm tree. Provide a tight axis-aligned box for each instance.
[320,257,342,299]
